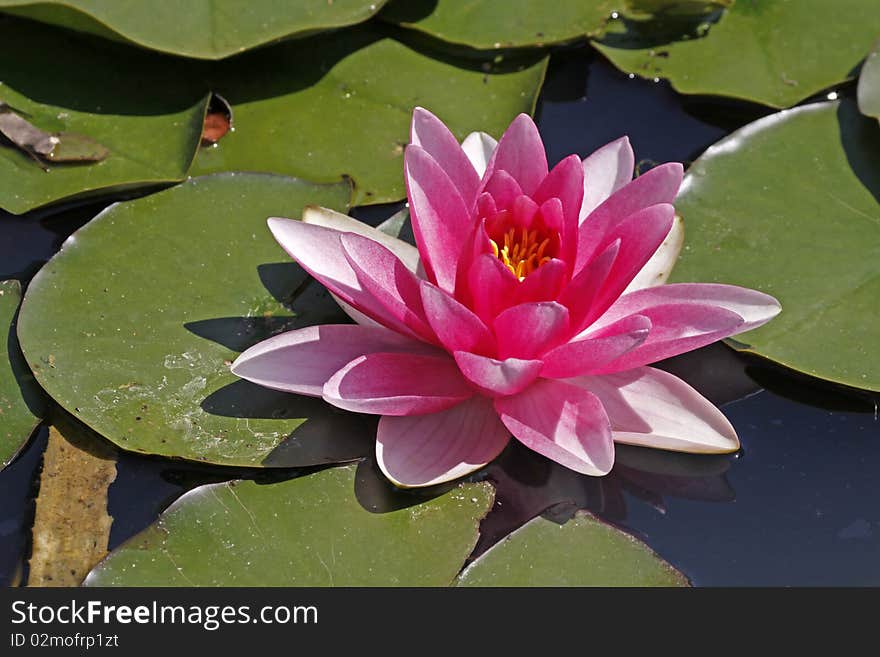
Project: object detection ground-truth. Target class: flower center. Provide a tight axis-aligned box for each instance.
[489,226,554,281]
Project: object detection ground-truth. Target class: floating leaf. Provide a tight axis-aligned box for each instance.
[189,26,548,205]
[594,1,880,108]
[0,102,109,167]
[0,0,389,59]
[18,174,362,467]
[28,412,117,587]
[1,279,45,469]
[379,0,615,50]
[672,100,880,391]
[0,16,208,215]
[858,40,880,121]
[85,464,495,586]
[457,512,688,586]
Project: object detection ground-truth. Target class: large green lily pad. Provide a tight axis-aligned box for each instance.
[0,1,388,59]
[17,173,368,467]
[594,0,880,108]
[0,16,208,215]
[672,100,880,392]
[379,0,615,50]
[1,280,45,469]
[85,464,495,586]
[456,512,688,586]
[858,41,880,121]
[190,26,548,206]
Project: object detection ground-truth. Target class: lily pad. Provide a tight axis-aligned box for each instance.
[85,464,494,586]
[379,0,615,50]
[1,280,45,469]
[594,1,880,108]
[456,512,688,586]
[858,40,880,121]
[17,173,365,467]
[0,16,208,215]
[190,26,548,205]
[671,100,880,392]
[0,0,388,59]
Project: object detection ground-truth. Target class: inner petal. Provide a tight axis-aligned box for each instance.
[485,196,561,282]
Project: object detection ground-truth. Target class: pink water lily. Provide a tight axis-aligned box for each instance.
[232,108,781,488]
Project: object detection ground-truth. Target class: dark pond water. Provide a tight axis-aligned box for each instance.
[1,46,878,587]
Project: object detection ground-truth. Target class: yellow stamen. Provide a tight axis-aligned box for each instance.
[488,226,557,281]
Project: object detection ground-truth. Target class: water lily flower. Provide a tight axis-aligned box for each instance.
[232,108,781,488]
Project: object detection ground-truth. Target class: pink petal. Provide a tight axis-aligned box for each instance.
[569,367,739,453]
[483,113,548,196]
[461,131,498,178]
[420,280,495,355]
[594,283,782,334]
[411,107,481,206]
[340,232,437,344]
[623,213,684,293]
[533,153,584,256]
[323,351,473,416]
[301,205,420,274]
[575,162,683,273]
[493,301,570,360]
[541,314,651,378]
[467,253,519,324]
[405,145,474,292]
[377,397,511,487]
[454,351,543,396]
[494,379,614,476]
[589,303,745,373]
[558,238,620,333]
[580,136,635,221]
[231,325,437,397]
[516,258,568,304]
[579,203,675,327]
[267,218,417,337]
[484,170,524,211]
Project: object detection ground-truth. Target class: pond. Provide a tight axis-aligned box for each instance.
[2,12,879,588]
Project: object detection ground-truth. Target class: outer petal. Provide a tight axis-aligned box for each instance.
[420,280,495,355]
[231,325,436,397]
[592,283,782,334]
[494,379,614,476]
[377,397,511,488]
[623,213,684,294]
[493,301,570,360]
[559,238,619,333]
[575,162,683,273]
[268,217,417,337]
[461,131,498,178]
[580,136,635,221]
[411,107,481,206]
[405,145,474,292]
[453,351,543,397]
[323,352,473,416]
[340,232,436,343]
[541,314,651,379]
[589,303,745,373]
[568,367,739,453]
[302,205,420,274]
[483,113,548,196]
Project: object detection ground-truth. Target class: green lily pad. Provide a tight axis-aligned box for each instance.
[379,0,616,50]
[190,26,548,205]
[594,0,880,108]
[858,40,880,121]
[0,0,388,59]
[1,280,45,469]
[85,464,495,586]
[0,16,208,215]
[17,173,367,467]
[456,512,688,586]
[671,99,880,392]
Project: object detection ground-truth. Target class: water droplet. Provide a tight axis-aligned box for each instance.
[610,11,619,19]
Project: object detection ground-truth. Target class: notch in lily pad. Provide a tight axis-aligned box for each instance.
[0,102,109,168]
[200,93,234,147]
